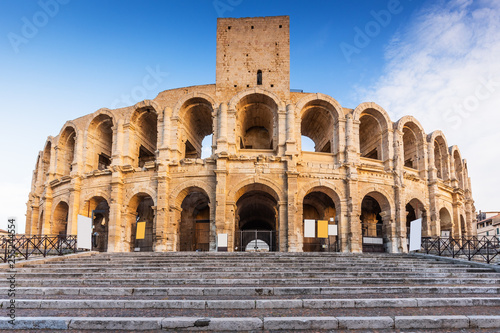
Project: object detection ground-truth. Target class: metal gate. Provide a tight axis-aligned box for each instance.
[237,230,277,252]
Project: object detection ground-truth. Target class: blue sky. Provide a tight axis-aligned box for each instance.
[1,0,499,232]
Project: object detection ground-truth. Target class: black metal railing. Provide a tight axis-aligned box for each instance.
[1,235,78,263]
[421,236,500,264]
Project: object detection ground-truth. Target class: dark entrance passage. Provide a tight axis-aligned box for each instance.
[180,190,210,251]
[131,196,154,252]
[91,199,109,252]
[235,189,277,252]
[302,191,336,252]
[361,195,385,253]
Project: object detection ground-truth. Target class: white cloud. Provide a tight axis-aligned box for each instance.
[360,0,500,211]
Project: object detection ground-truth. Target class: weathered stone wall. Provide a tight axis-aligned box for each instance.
[25,16,475,253]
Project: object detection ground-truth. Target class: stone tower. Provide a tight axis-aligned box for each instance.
[215,16,290,100]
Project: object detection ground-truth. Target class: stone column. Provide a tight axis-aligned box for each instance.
[346,171,361,252]
[225,202,236,251]
[278,107,287,154]
[107,171,124,252]
[227,107,237,154]
[154,173,169,252]
[214,158,228,251]
[285,104,296,154]
[121,123,135,166]
[278,201,287,252]
[216,103,228,153]
[286,171,298,252]
[67,179,81,235]
[112,119,124,166]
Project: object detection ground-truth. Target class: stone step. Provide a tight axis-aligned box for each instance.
[4,297,500,309]
[2,271,497,279]
[3,286,500,297]
[6,276,500,287]
[1,315,500,331]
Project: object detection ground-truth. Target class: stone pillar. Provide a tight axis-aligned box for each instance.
[227,107,237,154]
[427,141,439,236]
[277,108,287,155]
[346,171,361,252]
[72,131,84,176]
[286,172,298,252]
[336,118,346,166]
[67,179,81,235]
[285,104,296,154]
[216,103,228,153]
[121,123,135,166]
[338,200,349,252]
[154,173,169,252]
[278,201,287,252]
[167,206,181,251]
[107,171,124,252]
[225,202,236,251]
[215,158,228,251]
[112,119,124,166]
[381,210,398,253]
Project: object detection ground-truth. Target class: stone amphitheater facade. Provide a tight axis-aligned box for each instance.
[25,16,474,253]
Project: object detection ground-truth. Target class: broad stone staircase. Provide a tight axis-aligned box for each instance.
[1,252,500,331]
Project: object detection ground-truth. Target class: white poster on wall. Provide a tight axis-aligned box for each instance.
[304,219,315,238]
[409,218,422,252]
[328,224,338,236]
[217,233,228,247]
[77,215,92,250]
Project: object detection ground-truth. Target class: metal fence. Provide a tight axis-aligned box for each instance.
[1,235,78,263]
[421,236,500,264]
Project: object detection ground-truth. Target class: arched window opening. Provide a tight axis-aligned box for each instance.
[133,108,157,168]
[180,98,213,159]
[52,201,69,236]
[300,101,334,153]
[236,93,277,150]
[88,115,113,171]
[434,141,442,178]
[58,127,76,176]
[42,143,51,184]
[361,193,391,253]
[84,197,110,252]
[403,125,420,169]
[406,199,428,237]
[257,70,262,85]
[359,112,382,161]
[460,215,466,236]
[433,137,448,180]
[453,151,464,188]
[302,191,336,252]
[38,211,44,236]
[439,208,452,236]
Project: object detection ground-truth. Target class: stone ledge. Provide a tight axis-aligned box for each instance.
[395,315,469,329]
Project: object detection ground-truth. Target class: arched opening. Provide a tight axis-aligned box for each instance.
[302,191,336,252]
[439,207,452,236]
[300,100,334,153]
[41,142,51,184]
[52,201,69,236]
[257,70,262,85]
[406,199,428,238]
[58,127,76,176]
[132,108,157,167]
[359,110,383,160]
[453,151,464,188]
[235,186,278,252]
[361,193,391,252]
[236,94,277,150]
[83,197,109,252]
[88,114,113,171]
[127,194,154,252]
[180,98,213,159]
[433,137,448,180]
[402,123,424,170]
[179,189,210,251]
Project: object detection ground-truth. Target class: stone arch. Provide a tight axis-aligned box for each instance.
[176,96,215,159]
[359,190,394,253]
[174,186,212,251]
[170,181,215,208]
[395,116,426,171]
[405,198,429,237]
[129,104,158,167]
[298,181,343,212]
[232,181,281,252]
[56,123,78,176]
[354,102,392,161]
[296,94,344,154]
[125,192,155,252]
[124,188,157,208]
[228,87,285,110]
[172,92,218,119]
[298,184,342,252]
[52,200,69,235]
[439,207,453,235]
[229,177,283,204]
[86,113,114,171]
[428,130,450,181]
[41,138,53,185]
[450,146,464,188]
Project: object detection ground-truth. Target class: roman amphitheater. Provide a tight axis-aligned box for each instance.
[25,16,474,254]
